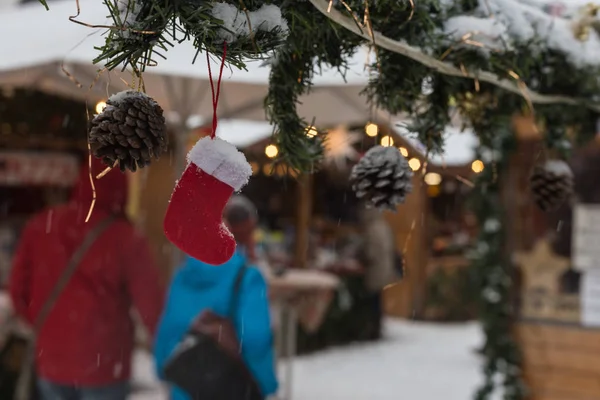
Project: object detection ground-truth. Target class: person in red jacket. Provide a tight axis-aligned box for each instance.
[9,157,164,400]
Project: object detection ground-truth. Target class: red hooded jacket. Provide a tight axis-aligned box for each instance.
[9,158,164,386]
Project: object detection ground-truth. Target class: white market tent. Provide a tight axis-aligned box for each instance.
[0,0,382,127]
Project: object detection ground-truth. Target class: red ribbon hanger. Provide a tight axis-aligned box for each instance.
[206,42,228,139]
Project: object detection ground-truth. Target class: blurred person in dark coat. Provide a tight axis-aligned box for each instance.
[358,207,397,339]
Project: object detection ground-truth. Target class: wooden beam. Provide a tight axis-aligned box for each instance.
[294,173,314,269]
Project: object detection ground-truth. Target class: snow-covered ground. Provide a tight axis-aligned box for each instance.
[130,318,492,400]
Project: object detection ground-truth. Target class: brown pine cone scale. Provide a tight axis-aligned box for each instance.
[89,90,168,172]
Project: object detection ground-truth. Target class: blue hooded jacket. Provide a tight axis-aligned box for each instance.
[153,251,278,400]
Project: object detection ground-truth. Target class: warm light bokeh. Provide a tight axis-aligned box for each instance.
[408,158,421,171]
[471,160,484,173]
[365,123,378,137]
[95,101,107,114]
[265,144,279,158]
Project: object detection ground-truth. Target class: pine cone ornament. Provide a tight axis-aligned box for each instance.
[350,145,413,211]
[530,160,574,212]
[89,91,168,172]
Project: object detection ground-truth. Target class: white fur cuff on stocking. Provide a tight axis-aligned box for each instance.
[186,136,252,191]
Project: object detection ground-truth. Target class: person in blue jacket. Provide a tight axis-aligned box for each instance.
[154,195,278,400]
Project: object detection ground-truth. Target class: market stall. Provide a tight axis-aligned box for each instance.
[0,88,89,398]
[183,120,479,352]
[0,89,89,288]
[508,123,600,400]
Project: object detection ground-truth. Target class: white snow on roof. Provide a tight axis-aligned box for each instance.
[207,119,478,167]
[394,124,478,167]
[188,118,273,148]
[216,120,274,148]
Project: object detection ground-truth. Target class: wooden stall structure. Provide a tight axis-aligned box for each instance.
[186,121,480,320]
[0,89,88,287]
[507,114,600,400]
[124,117,480,324]
[418,160,479,321]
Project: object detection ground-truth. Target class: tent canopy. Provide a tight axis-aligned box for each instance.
[0,0,384,127]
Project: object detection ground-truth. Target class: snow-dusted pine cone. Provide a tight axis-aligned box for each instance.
[89,91,168,172]
[530,160,573,212]
[350,146,413,211]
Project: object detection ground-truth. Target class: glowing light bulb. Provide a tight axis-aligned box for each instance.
[305,126,318,138]
[408,158,421,171]
[424,172,442,186]
[265,144,279,158]
[399,147,408,157]
[95,101,107,114]
[471,160,484,173]
[381,135,394,147]
[365,123,378,137]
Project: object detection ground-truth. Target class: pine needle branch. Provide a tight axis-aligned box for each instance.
[308,0,600,113]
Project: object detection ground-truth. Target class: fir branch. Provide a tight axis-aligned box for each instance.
[308,0,600,113]
[264,0,361,172]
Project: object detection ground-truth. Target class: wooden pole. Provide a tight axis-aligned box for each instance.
[294,173,314,269]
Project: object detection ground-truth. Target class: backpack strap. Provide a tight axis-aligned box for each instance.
[227,264,246,321]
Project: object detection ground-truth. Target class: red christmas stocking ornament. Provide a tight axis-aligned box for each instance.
[164,136,252,265]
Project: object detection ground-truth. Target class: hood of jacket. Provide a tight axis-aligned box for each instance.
[71,157,128,214]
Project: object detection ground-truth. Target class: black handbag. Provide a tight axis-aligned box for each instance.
[0,333,37,400]
[163,266,264,400]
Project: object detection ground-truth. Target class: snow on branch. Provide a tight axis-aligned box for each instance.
[443,0,600,68]
[308,0,600,113]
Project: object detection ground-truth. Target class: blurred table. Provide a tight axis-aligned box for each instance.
[265,269,340,400]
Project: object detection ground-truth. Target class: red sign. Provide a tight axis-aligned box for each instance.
[0,152,79,187]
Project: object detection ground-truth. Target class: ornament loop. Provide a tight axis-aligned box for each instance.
[206,42,228,139]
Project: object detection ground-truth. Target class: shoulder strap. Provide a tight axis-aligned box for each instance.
[227,265,246,321]
[32,215,117,334]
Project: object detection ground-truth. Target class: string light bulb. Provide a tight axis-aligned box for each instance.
[424,172,442,186]
[305,126,318,138]
[95,101,107,114]
[381,135,394,147]
[265,144,279,158]
[365,123,378,137]
[408,158,421,171]
[399,147,408,157]
[471,160,484,173]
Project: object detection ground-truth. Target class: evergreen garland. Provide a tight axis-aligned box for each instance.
[469,113,524,400]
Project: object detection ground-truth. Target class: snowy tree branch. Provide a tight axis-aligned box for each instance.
[308,0,600,113]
